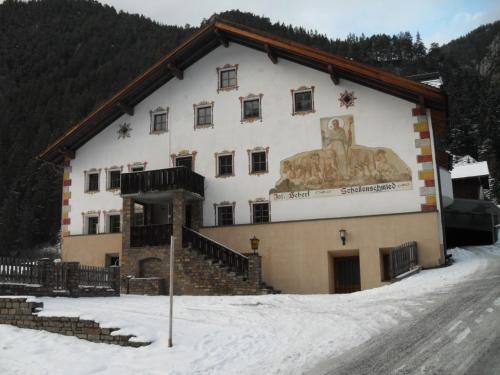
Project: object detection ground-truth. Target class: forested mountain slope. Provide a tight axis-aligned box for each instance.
[0,0,498,255]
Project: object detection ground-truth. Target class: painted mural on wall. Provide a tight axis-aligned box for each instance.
[271,115,412,200]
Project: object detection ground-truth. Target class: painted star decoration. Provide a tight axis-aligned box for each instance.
[117,123,132,139]
[338,90,357,108]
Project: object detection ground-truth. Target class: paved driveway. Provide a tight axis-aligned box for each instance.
[309,252,500,375]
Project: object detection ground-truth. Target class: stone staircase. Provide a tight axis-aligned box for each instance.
[175,227,280,295]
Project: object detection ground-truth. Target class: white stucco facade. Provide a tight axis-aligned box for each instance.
[68,43,433,235]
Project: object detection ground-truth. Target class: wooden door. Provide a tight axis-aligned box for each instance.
[334,256,361,293]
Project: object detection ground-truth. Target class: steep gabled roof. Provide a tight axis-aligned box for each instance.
[39,20,447,163]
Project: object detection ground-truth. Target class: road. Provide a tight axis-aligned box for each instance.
[309,251,500,375]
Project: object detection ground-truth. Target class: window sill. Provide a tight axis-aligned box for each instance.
[150,130,168,135]
[218,85,238,93]
[216,174,235,179]
[85,190,100,194]
[292,109,315,116]
[195,124,214,129]
[106,188,120,192]
[250,171,268,176]
[241,117,262,124]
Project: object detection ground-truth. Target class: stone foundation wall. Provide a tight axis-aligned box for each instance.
[121,245,274,296]
[0,297,149,347]
[126,278,165,295]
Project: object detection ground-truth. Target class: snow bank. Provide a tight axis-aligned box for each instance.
[1,245,499,375]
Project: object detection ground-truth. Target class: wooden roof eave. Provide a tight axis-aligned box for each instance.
[39,20,446,163]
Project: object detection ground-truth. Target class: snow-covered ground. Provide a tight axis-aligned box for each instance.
[1,245,500,375]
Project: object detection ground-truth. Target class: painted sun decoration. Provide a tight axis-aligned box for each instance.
[117,123,132,139]
[271,115,412,200]
[339,90,357,108]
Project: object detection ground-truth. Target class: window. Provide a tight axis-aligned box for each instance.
[217,205,234,226]
[175,156,193,170]
[247,147,269,175]
[217,154,233,177]
[252,203,269,223]
[295,91,312,112]
[220,68,237,89]
[292,86,315,115]
[108,214,121,233]
[251,151,267,173]
[87,172,99,192]
[87,216,99,235]
[108,170,121,190]
[240,94,263,123]
[149,106,168,133]
[244,99,260,119]
[106,254,120,267]
[217,64,238,92]
[197,106,212,126]
[153,113,167,132]
[131,165,144,172]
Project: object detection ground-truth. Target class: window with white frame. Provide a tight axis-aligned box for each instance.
[240,93,263,122]
[106,213,121,233]
[252,202,270,224]
[217,64,238,92]
[197,105,212,126]
[84,214,100,235]
[215,151,234,177]
[291,86,315,115]
[107,169,121,190]
[85,170,100,192]
[247,147,269,175]
[149,106,169,133]
[216,204,235,226]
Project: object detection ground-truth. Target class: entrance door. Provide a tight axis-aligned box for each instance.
[333,256,361,293]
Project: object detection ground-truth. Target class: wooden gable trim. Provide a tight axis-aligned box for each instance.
[39,20,447,163]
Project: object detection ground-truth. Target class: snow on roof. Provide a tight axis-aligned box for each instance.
[421,78,443,88]
[451,161,489,179]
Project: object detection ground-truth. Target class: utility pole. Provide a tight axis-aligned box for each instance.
[168,235,174,348]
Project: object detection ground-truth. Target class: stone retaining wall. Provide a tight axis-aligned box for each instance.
[0,297,150,347]
[0,283,118,298]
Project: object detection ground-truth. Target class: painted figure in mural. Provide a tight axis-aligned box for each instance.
[326,119,351,179]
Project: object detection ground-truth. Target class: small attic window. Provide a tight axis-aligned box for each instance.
[217,64,238,92]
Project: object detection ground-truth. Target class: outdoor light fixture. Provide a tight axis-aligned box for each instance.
[339,229,347,246]
[250,236,260,254]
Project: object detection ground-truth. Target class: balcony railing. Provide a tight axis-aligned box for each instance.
[121,167,204,197]
[130,224,173,248]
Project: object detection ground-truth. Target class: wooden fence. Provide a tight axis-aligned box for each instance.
[0,257,120,297]
[0,257,40,285]
[79,265,113,288]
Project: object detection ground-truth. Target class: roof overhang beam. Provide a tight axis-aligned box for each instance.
[214,29,229,48]
[265,44,278,64]
[167,62,183,80]
[117,101,134,116]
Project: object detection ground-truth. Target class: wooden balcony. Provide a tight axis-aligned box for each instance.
[130,224,173,248]
[121,167,204,198]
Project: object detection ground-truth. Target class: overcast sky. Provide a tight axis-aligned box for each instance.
[97,0,500,46]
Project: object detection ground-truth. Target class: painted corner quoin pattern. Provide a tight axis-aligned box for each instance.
[271,115,412,200]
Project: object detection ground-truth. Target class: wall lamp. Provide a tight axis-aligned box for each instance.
[339,229,347,246]
[250,236,260,254]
